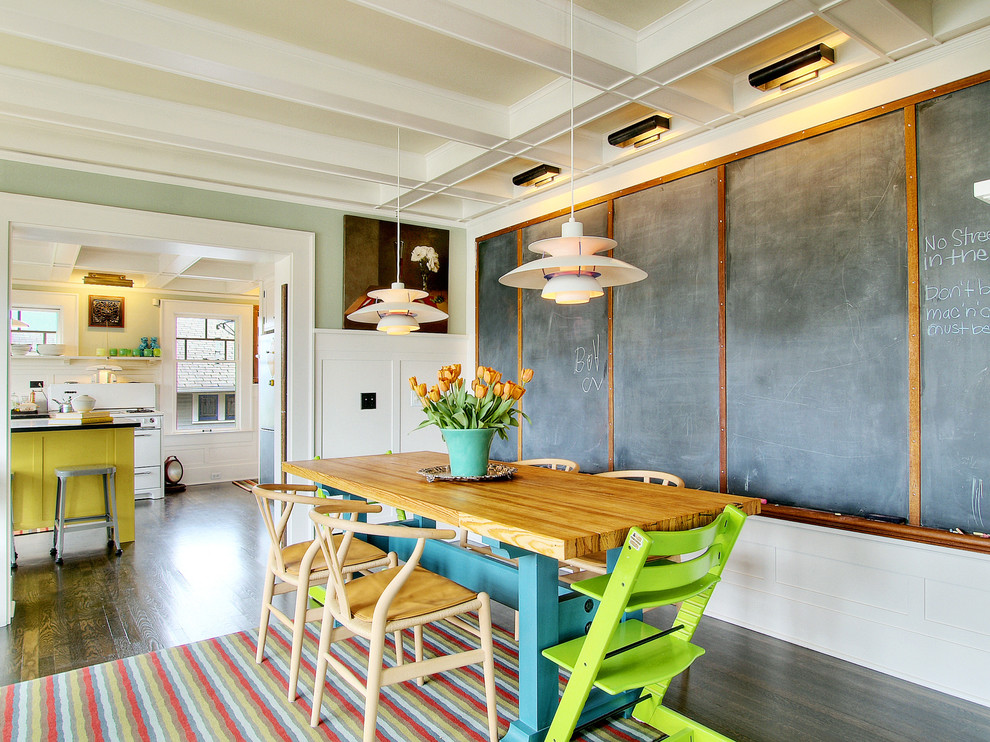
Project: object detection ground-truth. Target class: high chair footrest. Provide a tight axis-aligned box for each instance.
[543,619,704,695]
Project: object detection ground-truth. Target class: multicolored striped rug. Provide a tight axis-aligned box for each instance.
[1,617,657,741]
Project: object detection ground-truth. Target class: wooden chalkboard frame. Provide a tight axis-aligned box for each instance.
[476,69,990,556]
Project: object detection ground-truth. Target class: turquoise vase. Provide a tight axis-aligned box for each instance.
[441,428,496,477]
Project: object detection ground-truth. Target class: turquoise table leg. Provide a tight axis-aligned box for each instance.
[503,550,560,742]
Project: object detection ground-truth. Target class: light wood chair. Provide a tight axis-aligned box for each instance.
[560,469,685,581]
[253,483,396,702]
[308,501,499,742]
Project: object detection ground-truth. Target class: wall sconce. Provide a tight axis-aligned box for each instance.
[512,164,561,188]
[608,115,671,148]
[83,272,133,287]
[749,43,834,91]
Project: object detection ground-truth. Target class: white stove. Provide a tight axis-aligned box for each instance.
[49,383,165,501]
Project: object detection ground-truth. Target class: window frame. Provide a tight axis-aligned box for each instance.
[160,300,254,436]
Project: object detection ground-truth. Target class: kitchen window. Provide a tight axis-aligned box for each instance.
[175,316,237,430]
[160,300,254,435]
[9,307,60,345]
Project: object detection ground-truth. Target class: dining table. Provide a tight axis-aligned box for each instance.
[283,451,762,742]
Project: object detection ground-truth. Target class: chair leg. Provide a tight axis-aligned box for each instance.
[287,577,310,702]
[394,630,404,666]
[105,472,122,555]
[51,477,62,557]
[310,603,336,728]
[256,567,277,663]
[478,596,499,742]
[363,636,387,742]
[414,625,426,686]
[54,476,67,564]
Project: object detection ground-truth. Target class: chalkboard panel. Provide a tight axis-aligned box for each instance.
[520,204,610,471]
[477,231,520,462]
[612,170,720,490]
[725,112,909,517]
[918,80,990,531]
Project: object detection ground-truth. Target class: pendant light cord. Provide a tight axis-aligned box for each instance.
[569,0,574,222]
[396,126,402,283]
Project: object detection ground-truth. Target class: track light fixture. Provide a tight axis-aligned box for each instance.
[512,164,561,188]
[749,43,834,91]
[608,115,671,148]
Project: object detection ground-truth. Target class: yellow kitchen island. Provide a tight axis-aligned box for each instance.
[11,418,138,542]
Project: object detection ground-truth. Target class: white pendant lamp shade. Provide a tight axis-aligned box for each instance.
[347,282,447,334]
[499,218,646,303]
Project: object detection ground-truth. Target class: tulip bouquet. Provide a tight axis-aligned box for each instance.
[410,364,535,439]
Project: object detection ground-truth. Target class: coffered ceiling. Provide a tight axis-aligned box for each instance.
[2,0,989,290]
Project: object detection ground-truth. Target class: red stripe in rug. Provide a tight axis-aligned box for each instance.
[179,644,247,742]
[149,651,197,742]
[45,675,56,739]
[2,685,13,742]
[118,661,151,742]
[208,636,296,742]
[81,667,106,741]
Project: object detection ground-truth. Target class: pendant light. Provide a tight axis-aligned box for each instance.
[498,0,646,304]
[347,129,448,335]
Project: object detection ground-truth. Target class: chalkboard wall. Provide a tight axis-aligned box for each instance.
[725,113,909,517]
[918,81,990,531]
[613,171,721,491]
[477,230,520,462]
[520,205,611,472]
[477,75,990,539]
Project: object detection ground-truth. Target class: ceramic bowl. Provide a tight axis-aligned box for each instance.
[71,394,97,412]
[10,343,31,356]
[36,343,66,356]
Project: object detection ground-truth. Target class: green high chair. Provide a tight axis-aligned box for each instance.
[542,504,748,742]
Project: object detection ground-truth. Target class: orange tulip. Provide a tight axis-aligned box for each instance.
[512,386,525,400]
[438,379,449,393]
[409,376,418,390]
[521,368,534,383]
[477,365,485,380]
[417,383,427,398]
[474,382,488,399]
[428,386,441,403]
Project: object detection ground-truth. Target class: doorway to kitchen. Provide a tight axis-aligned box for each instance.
[1,192,316,627]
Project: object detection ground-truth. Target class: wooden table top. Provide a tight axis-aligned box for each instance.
[284,452,761,561]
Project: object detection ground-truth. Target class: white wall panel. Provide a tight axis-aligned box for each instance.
[708,516,990,707]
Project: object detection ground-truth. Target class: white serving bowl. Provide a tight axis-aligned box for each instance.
[10,343,31,356]
[36,343,66,356]
[71,394,96,412]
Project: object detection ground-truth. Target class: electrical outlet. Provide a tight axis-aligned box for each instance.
[360,392,376,410]
[29,380,44,389]
[210,472,221,480]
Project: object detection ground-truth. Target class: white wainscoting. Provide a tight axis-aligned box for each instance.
[708,516,990,707]
[314,329,468,461]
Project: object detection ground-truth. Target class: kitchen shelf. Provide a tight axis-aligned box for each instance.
[10,355,161,362]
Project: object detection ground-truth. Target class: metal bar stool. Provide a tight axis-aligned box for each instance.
[51,465,122,564]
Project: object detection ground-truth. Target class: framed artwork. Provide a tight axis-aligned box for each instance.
[88,295,125,328]
[343,214,449,333]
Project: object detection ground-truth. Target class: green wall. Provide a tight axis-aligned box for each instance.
[0,159,466,332]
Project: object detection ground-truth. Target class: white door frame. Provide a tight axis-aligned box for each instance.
[1,192,315,626]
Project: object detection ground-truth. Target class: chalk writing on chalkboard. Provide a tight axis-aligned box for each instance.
[922,225,990,336]
[574,334,605,393]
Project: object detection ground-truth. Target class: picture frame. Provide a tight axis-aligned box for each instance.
[343,215,449,333]
[88,295,125,328]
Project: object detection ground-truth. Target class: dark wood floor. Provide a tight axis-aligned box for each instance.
[3,483,989,741]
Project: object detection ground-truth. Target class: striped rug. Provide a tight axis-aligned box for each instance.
[1,618,658,741]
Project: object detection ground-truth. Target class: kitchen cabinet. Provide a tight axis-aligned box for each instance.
[11,422,136,542]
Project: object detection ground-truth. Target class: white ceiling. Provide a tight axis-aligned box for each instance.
[2,0,990,291]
